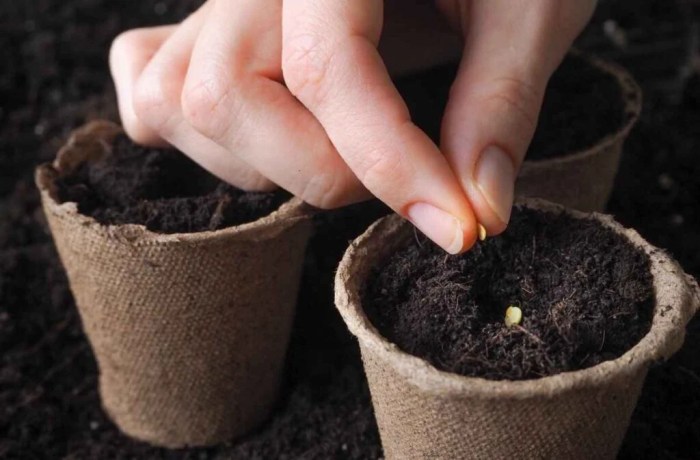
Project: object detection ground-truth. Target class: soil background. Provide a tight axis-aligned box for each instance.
[1,1,699,459]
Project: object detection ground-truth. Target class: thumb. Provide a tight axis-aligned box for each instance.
[440,0,595,234]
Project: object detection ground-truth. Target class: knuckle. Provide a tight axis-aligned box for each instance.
[282,34,331,105]
[181,76,241,142]
[358,150,402,192]
[483,77,542,131]
[110,29,147,61]
[132,68,179,133]
[299,171,347,210]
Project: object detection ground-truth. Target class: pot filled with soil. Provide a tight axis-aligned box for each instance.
[396,52,643,211]
[34,120,312,448]
[516,54,642,211]
[335,199,699,460]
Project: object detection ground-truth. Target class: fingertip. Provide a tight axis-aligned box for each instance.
[453,201,480,253]
[406,201,478,254]
[457,220,479,254]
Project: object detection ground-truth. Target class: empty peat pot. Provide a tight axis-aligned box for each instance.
[335,199,699,460]
[35,121,312,448]
[515,54,642,211]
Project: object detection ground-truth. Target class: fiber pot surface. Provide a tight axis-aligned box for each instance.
[35,121,313,448]
[515,54,643,211]
[335,199,699,460]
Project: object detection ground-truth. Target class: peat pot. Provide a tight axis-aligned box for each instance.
[516,54,643,211]
[335,199,699,460]
[36,121,312,448]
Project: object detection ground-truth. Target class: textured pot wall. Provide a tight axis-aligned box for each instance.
[335,202,699,460]
[36,121,312,448]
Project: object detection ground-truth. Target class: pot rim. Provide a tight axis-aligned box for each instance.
[35,120,312,247]
[520,51,642,172]
[334,198,700,399]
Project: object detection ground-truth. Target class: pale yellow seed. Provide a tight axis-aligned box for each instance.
[477,224,487,241]
[505,305,523,327]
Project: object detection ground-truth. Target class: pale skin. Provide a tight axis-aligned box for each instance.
[110,0,597,253]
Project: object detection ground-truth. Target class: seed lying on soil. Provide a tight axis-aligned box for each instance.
[504,305,523,327]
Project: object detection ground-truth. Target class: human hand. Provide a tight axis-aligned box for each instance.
[110,0,596,253]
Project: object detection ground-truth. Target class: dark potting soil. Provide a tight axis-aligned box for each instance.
[365,207,654,380]
[55,134,289,233]
[395,53,626,161]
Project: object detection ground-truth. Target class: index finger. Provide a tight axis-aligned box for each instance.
[282,0,478,253]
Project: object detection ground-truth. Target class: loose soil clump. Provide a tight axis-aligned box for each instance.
[55,134,288,233]
[365,207,654,380]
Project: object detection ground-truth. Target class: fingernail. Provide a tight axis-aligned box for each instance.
[474,145,516,225]
[407,202,466,254]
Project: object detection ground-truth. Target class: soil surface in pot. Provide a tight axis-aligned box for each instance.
[396,53,627,161]
[55,134,289,233]
[365,207,654,380]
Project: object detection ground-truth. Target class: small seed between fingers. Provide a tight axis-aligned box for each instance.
[478,224,487,241]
